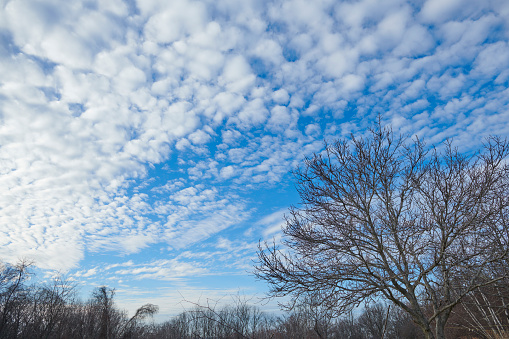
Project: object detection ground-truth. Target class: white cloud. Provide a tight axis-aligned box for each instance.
[305,123,321,136]
[4,0,124,70]
[393,24,435,57]
[98,0,129,16]
[220,129,242,146]
[267,105,291,131]
[473,41,509,78]
[420,0,465,24]
[252,38,284,65]
[375,8,409,51]
[143,0,208,44]
[115,66,147,93]
[256,208,287,239]
[219,165,236,179]
[212,92,246,121]
[272,89,290,105]
[231,98,269,129]
[188,130,211,145]
[40,28,93,69]
[318,49,358,79]
[340,74,365,93]
[114,259,208,280]
[220,55,256,94]
[0,0,507,291]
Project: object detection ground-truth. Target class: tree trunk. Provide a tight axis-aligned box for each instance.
[415,318,435,339]
[436,318,446,339]
[423,329,435,339]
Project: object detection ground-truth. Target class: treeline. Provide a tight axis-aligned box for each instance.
[152,301,421,339]
[155,296,509,339]
[1,260,508,338]
[0,260,156,339]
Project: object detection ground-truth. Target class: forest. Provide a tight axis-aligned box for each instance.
[0,260,508,339]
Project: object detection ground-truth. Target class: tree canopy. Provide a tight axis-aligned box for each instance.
[255,123,509,339]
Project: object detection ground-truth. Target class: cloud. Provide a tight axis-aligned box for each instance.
[267,105,292,132]
[0,0,507,297]
[219,165,236,179]
[393,24,435,57]
[3,0,124,69]
[143,0,208,44]
[257,208,287,239]
[219,55,256,94]
[420,0,467,24]
[114,259,208,281]
[473,41,509,78]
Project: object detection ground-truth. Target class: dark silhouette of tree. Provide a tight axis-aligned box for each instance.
[357,303,389,339]
[0,260,32,338]
[180,295,277,339]
[255,122,509,339]
[122,303,159,338]
[0,261,159,339]
[93,286,117,339]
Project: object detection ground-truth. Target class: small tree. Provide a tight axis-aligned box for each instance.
[255,123,509,339]
[121,303,159,338]
[0,260,32,337]
[357,303,390,339]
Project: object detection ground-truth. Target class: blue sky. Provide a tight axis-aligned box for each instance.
[0,0,508,320]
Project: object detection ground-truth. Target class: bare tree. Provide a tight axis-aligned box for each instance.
[331,311,363,339]
[24,275,77,338]
[255,123,509,339]
[0,261,163,339]
[181,295,276,339]
[121,303,159,339]
[388,306,421,339]
[357,303,389,339]
[0,259,32,338]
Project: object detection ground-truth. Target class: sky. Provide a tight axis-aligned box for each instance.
[0,0,508,320]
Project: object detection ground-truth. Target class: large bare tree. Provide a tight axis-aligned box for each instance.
[255,124,509,339]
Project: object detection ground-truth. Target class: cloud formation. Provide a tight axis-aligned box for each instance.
[0,0,508,318]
